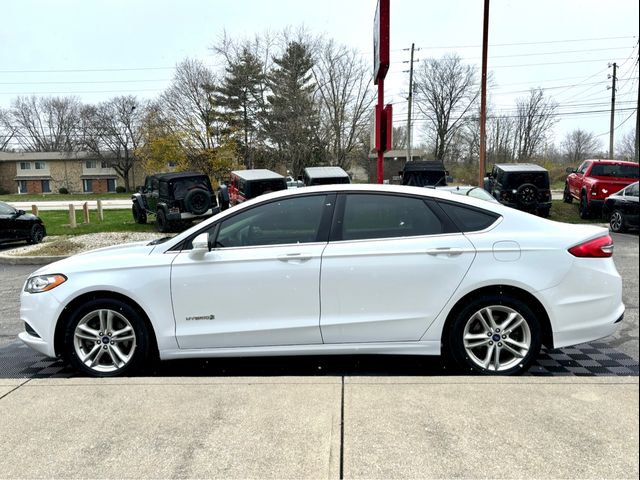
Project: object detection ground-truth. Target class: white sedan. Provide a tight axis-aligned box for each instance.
[19,184,624,377]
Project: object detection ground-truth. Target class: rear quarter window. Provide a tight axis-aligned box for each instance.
[437,200,500,232]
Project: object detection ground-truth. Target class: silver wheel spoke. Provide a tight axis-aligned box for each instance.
[500,312,519,331]
[484,308,498,330]
[89,346,104,367]
[77,324,99,339]
[504,337,529,350]
[505,316,525,334]
[112,326,133,339]
[106,345,120,367]
[502,342,525,358]
[492,345,501,370]
[473,311,492,333]
[466,338,491,349]
[464,333,489,341]
[82,344,101,363]
[482,344,495,369]
[111,344,130,363]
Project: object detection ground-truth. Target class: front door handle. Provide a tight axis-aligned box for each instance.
[425,247,464,257]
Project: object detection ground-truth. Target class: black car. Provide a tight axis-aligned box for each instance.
[0,201,46,245]
[132,172,218,232]
[603,181,639,233]
[400,160,448,187]
[484,163,552,217]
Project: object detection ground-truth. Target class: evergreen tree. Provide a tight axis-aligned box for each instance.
[265,41,321,176]
[216,48,265,168]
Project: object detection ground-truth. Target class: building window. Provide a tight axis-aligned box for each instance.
[83,179,93,193]
[101,160,111,169]
[85,160,97,169]
[107,179,117,192]
[35,161,46,170]
[20,162,31,170]
[18,180,28,194]
[41,180,51,193]
[168,161,177,168]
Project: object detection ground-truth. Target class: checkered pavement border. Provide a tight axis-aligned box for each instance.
[0,341,637,379]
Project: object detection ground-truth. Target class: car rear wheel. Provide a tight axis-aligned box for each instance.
[184,188,211,215]
[563,184,573,204]
[156,209,170,232]
[579,194,591,219]
[609,210,626,233]
[27,224,44,244]
[132,204,147,224]
[447,295,541,375]
[63,299,150,377]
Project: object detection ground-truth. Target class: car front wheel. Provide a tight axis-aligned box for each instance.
[27,224,45,244]
[609,210,626,233]
[579,194,591,219]
[132,204,147,224]
[63,299,151,377]
[447,295,541,375]
[563,184,573,204]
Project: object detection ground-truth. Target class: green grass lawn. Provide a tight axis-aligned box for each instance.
[39,209,156,236]
[0,193,131,202]
[548,200,605,224]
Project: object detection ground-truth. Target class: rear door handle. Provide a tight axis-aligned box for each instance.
[278,253,312,263]
[425,247,464,257]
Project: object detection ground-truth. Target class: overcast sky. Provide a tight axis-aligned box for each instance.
[2,0,638,149]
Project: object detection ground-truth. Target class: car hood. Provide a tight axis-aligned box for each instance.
[32,241,159,276]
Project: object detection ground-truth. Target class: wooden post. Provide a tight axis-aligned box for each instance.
[31,205,38,216]
[69,204,77,228]
[82,202,90,224]
[97,199,104,222]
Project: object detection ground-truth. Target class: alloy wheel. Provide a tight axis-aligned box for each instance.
[73,309,137,373]
[462,305,531,372]
[610,211,624,232]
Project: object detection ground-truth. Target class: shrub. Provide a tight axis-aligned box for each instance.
[115,186,126,193]
[58,187,69,194]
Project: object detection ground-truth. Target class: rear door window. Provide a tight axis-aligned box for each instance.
[436,201,500,232]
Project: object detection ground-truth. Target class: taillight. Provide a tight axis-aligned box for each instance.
[568,235,614,258]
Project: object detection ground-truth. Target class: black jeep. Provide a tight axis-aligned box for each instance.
[484,163,552,217]
[400,161,448,187]
[131,172,218,232]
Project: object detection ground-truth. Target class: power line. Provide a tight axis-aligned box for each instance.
[417,35,637,50]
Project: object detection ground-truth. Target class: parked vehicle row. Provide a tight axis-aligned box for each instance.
[21,184,623,377]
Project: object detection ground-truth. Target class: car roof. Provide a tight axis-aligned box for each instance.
[152,171,208,181]
[303,166,349,178]
[584,159,639,166]
[494,163,548,172]
[232,169,284,180]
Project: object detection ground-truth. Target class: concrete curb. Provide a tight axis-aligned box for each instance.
[0,254,68,266]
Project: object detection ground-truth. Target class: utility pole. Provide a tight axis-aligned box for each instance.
[608,62,617,159]
[478,0,490,187]
[403,43,417,163]
[635,52,639,162]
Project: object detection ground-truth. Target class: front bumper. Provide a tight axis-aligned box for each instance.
[19,289,64,359]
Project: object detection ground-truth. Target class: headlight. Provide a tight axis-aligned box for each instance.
[24,274,67,293]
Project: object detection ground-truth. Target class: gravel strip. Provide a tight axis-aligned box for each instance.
[4,232,168,257]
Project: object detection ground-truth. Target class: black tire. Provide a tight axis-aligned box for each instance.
[563,184,573,204]
[446,295,541,376]
[516,183,539,208]
[156,209,170,232]
[609,209,626,233]
[579,194,591,219]
[538,207,550,218]
[63,298,150,377]
[184,188,211,215]
[27,224,45,244]
[132,204,147,224]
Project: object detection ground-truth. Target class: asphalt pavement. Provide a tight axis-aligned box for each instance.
[0,231,637,478]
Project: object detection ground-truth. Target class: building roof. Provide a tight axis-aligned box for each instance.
[0,151,96,162]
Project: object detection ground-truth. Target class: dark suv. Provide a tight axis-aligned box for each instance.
[400,161,448,187]
[484,164,552,217]
[132,172,218,232]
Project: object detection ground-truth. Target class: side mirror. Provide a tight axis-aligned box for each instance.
[565,168,575,174]
[15,209,25,217]
[192,233,210,252]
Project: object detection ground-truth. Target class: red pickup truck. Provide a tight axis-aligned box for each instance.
[564,159,639,219]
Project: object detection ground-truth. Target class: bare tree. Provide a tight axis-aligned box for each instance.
[561,129,601,164]
[514,88,558,160]
[313,40,375,169]
[10,95,82,152]
[617,129,637,161]
[161,59,220,152]
[413,54,479,161]
[82,96,145,191]
[0,108,15,150]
